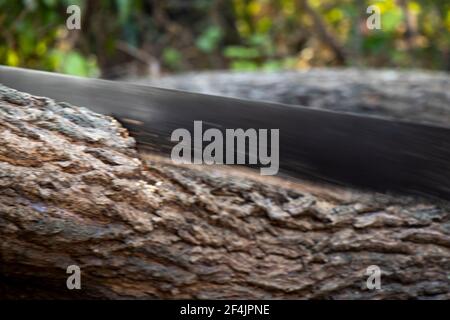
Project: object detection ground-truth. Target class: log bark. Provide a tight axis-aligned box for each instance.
[136,69,450,125]
[0,76,450,299]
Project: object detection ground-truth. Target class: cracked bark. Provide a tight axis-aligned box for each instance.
[0,82,449,299]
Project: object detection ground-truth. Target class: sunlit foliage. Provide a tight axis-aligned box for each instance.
[0,0,448,77]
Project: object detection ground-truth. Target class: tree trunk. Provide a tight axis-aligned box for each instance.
[0,76,449,299]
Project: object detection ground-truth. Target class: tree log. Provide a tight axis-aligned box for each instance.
[136,69,450,125]
[0,77,449,299]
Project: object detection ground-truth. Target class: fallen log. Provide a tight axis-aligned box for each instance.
[136,69,450,125]
[0,82,449,299]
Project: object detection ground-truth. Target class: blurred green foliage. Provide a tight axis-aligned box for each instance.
[0,0,449,78]
[0,0,98,76]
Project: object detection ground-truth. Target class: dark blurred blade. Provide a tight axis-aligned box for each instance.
[1,66,450,199]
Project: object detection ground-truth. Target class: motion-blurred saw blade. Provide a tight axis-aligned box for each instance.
[1,66,450,199]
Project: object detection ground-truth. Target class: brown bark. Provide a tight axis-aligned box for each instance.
[0,82,449,299]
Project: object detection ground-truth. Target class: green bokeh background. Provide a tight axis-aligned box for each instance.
[1,0,449,78]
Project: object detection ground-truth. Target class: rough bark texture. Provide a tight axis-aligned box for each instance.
[1,70,450,299]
